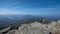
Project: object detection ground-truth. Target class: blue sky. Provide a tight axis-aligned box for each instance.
[0,0,60,15]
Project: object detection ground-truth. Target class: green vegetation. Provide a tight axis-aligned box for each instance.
[0,26,7,30]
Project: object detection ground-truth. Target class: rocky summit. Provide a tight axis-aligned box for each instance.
[0,21,60,34]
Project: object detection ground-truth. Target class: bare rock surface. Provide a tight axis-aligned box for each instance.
[0,21,60,34]
[15,21,50,34]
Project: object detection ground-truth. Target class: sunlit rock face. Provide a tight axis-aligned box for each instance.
[58,20,60,24]
[48,21,60,34]
[6,21,50,34]
[6,30,17,34]
[0,27,11,34]
[1,21,60,34]
[15,21,49,34]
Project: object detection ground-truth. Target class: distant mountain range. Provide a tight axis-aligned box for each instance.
[0,15,60,27]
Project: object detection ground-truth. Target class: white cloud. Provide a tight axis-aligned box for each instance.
[0,8,60,15]
[0,8,43,15]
